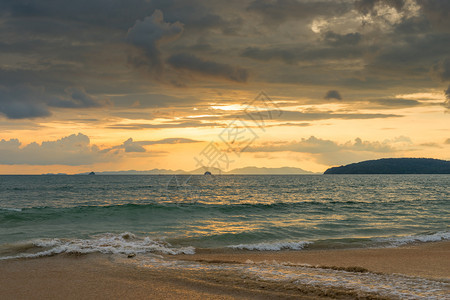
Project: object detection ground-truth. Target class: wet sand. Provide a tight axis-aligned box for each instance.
[0,241,448,300]
[174,241,450,280]
[0,253,328,300]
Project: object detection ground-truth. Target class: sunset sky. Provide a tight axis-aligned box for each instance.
[0,0,449,174]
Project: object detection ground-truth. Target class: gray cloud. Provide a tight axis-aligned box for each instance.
[48,87,109,108]
[103,137,201,153]
[127,10,184,74]
[245,135,413,165]
[0,133,200,164]
[0,85,51,119]
[167,53,249,83]
[242,44,363,65]
[0,0,449,124]
[323,31,362,47]
[420,142,441,148]
[111,93,199,109]
[246,136,397,154]
[107,120,221,130]
[324,90,342,100]
[366,98,422,108]
[0,85,108,119]
[232,110,401,122]
[417,0,450,31]
[0,133,105,165]
[431,58,450,82]
[1,0,152,29]
[444,85,450,109]
[247,0,351,24]
[355,0,406,15]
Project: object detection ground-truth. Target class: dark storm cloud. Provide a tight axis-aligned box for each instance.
[1,0,450,122]
[323,31,362,47]
[0,0,245,119]
[431,58,450,82]
[241,0,449,89]
[1,0,233,33]
[0,85,108,119]
[354,0,406,15]
[241,31,363,65]
[417,0,450,31]
[0,85,51,119]
[127,10,184,74]
[150,0,242,33]
[48,87,108,108]
[444,85,450,110]
[242,45,362,64]
[393,16,431,35]
[247,0,351,24]
[362,33,450,82]
[1,0,154,30]
[167,53,249,83]
[324,90,342,100]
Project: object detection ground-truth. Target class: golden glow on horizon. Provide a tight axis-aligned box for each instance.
[395,92,445,101]
[210,104,247,111]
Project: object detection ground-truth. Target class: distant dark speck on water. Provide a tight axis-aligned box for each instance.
[88,172,96,175]
[204,171,212,175]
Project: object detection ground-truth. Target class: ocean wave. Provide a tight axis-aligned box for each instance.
[0,232,195,260]
[228,241,311,251]
[378,231,450,246]
[0,197,431,215]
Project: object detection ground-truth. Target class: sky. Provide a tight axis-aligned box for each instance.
[0,0,449,174]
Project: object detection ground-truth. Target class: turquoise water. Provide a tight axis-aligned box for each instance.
[0,174,449,258]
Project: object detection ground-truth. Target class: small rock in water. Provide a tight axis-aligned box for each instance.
[127,253,136,258]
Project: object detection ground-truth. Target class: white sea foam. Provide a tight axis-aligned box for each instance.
[0,207,22,212]
[228,241,311,251]
[378,231,450,247]
[0,232,195,260]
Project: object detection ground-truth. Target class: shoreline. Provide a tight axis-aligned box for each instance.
[172,240,450,280]
[0,241,448,299]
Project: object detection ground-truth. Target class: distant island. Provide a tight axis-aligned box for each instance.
[324,158,450,174]
[73,166,313,175]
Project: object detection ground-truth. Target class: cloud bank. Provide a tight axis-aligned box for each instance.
[0,134,200,165]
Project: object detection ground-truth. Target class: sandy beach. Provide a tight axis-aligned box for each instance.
[0,241,448,300]
[174,240,450,280]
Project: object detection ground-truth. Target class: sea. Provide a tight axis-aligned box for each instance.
[1,174,449,298]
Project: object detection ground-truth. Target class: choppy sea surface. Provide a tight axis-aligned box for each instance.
[1,174,448,257]
[1,174,449,299]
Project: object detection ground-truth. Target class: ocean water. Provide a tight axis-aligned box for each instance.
[2,174,449,298]
[1,174,449,258]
